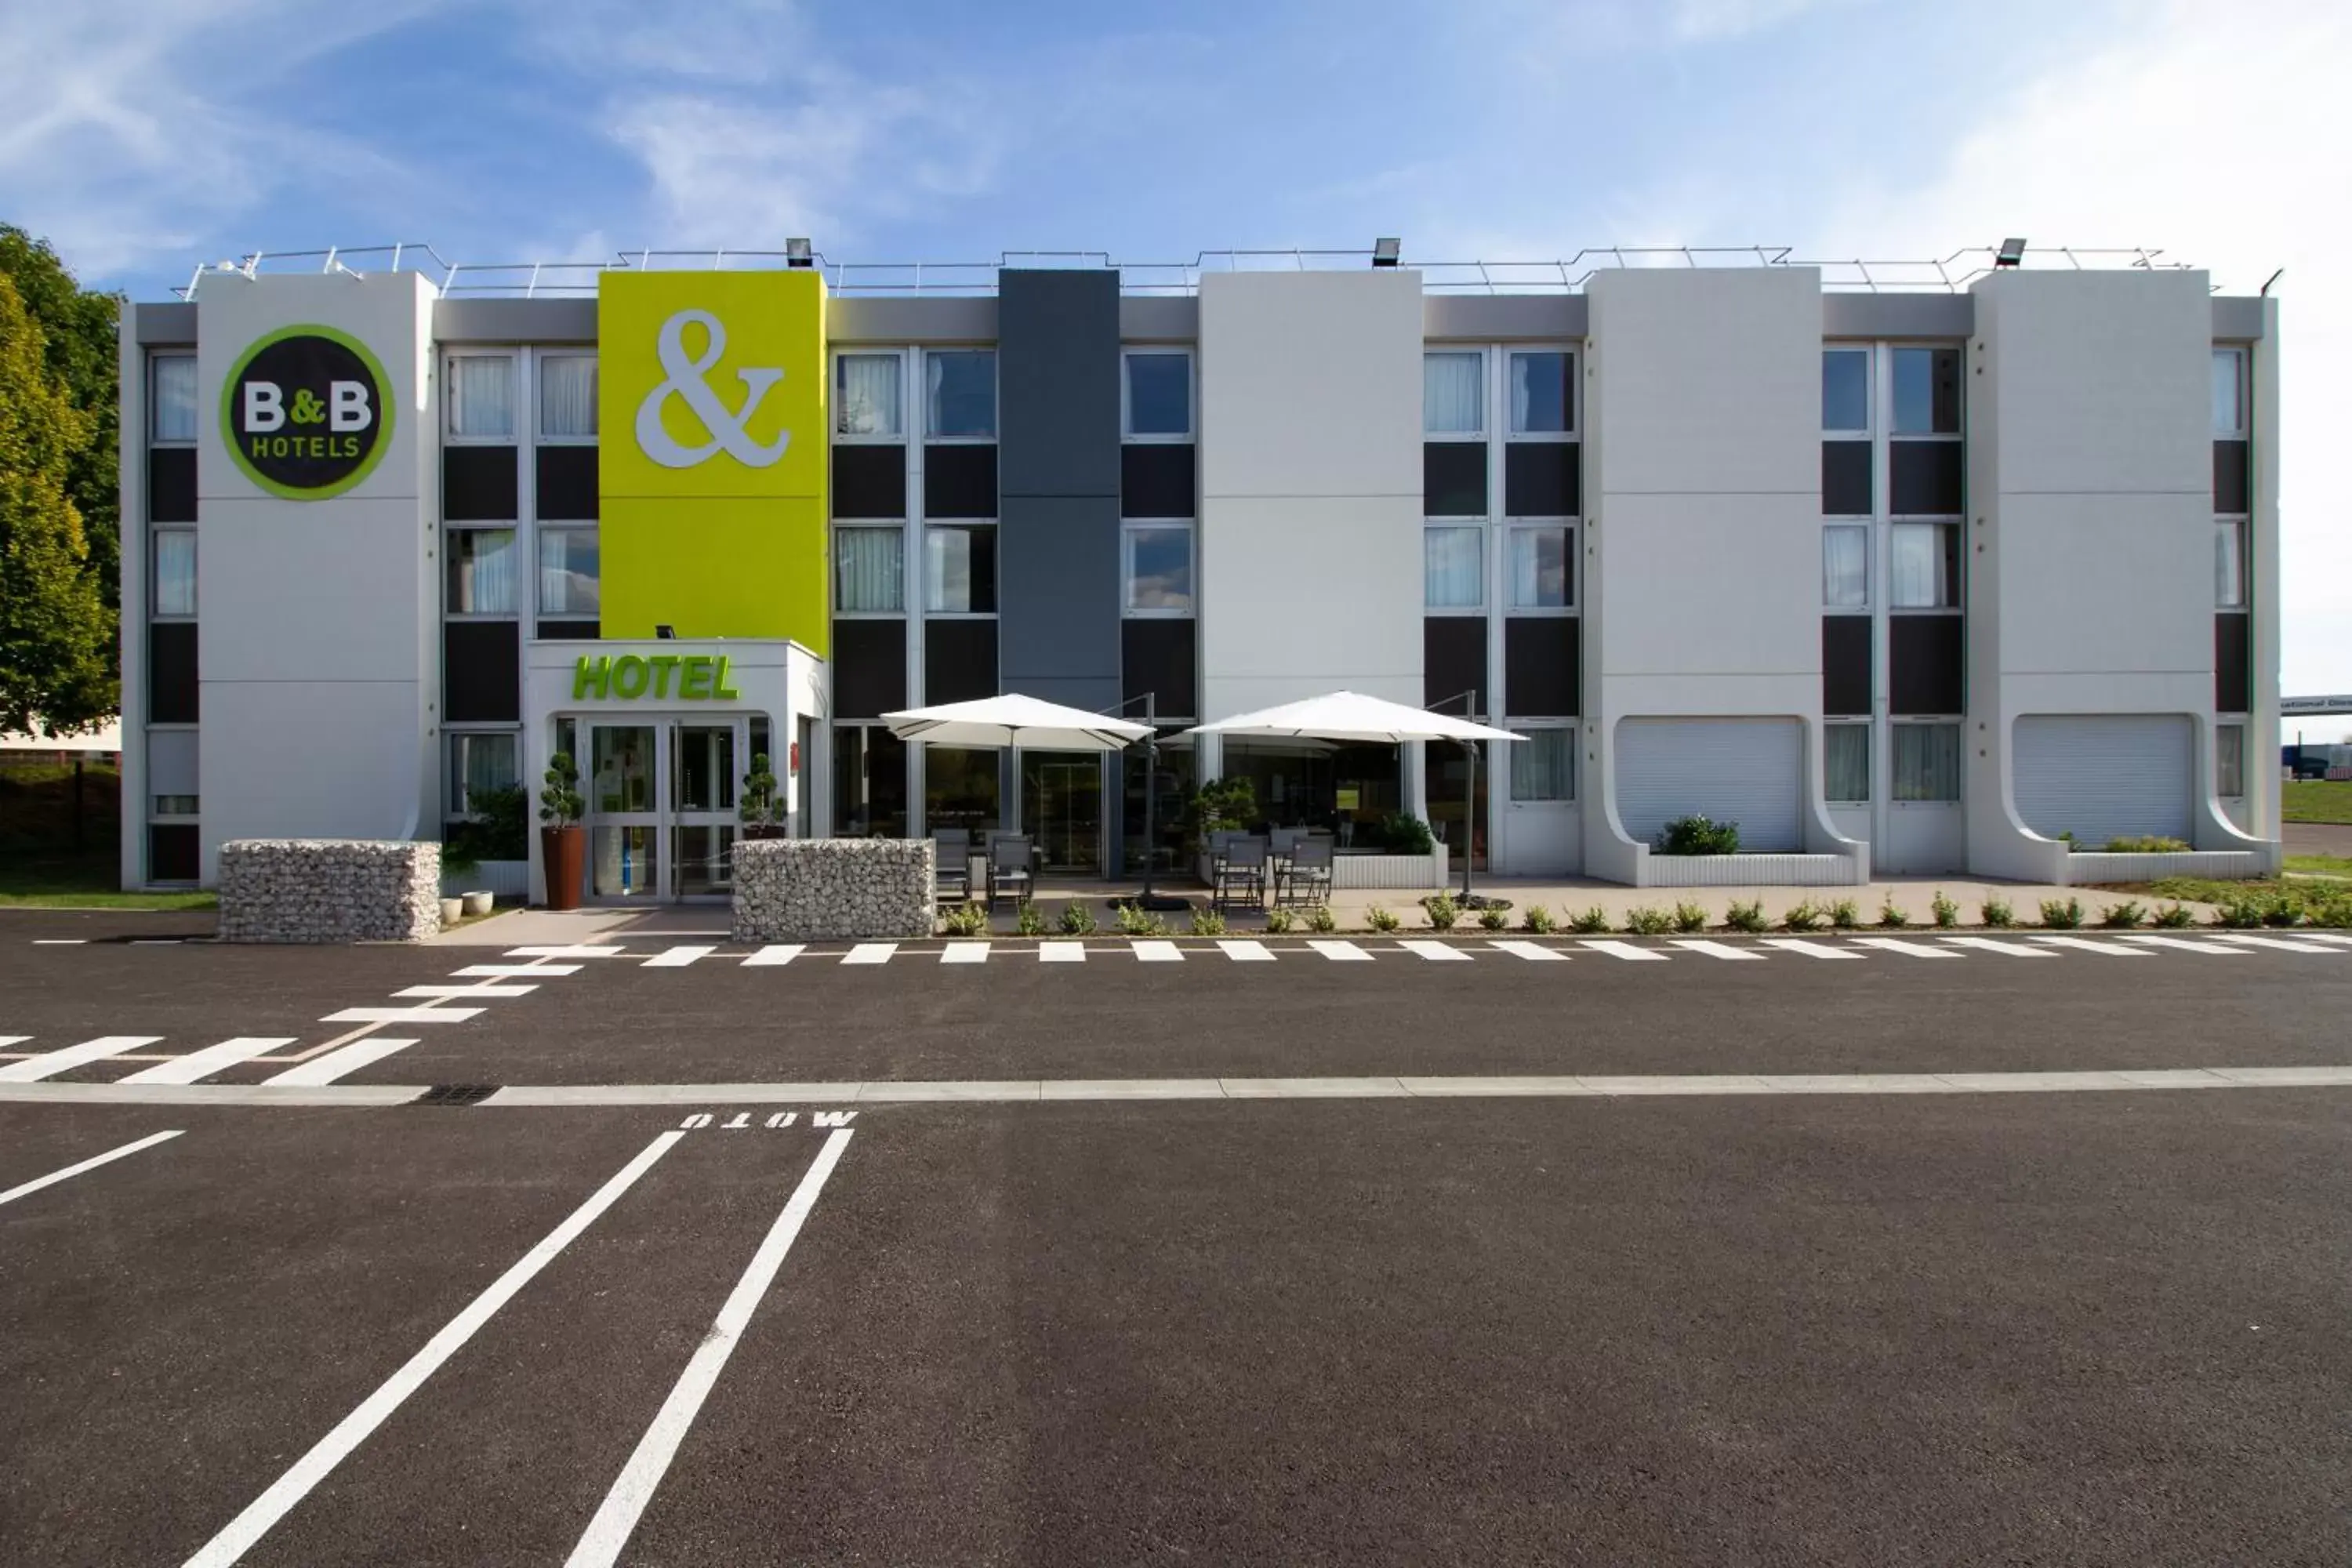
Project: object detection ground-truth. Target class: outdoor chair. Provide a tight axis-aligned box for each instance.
[931,829,971,903]
[1279,839,1334,907]
[986,836,1035,911]
[1214,836,1270,911]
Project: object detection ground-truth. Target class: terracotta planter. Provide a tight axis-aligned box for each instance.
[741,824,788,842]
[541,825,586,910]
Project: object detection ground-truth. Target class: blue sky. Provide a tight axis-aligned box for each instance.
[4,0,2347,692]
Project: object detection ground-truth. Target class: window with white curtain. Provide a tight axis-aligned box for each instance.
[1824,524,1868,608]
[1892,722,1961,801]
[539,355,597,440]
[1123,523,1193,613]
[1124,351,1192,439]
[2218,722,2245,796]
[925,524,996,612]
[1825,723,1871,802]
[1424,352,1483,435]
[835,525,905,613]
[1425,525,1483,609]
[1508,728,1574,801]
[448,731,520,815]
[837,354,903,438]
[446,528,517,614]
[926,350,996,440]
[1890,521,1958,608]
[1508,525,1570,609]
[447,355,517,440]
[1509,350,1573,436]
[2216,519,2245,608]
[2212,347,2245,437]
[151,355,198,444]
[538,527,600,615]
[153,529,197,617]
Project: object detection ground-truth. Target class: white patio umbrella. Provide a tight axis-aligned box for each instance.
[882,693,1150,752]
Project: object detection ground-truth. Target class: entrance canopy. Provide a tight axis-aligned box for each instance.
[883,694,1150,753]
[1180,691,1523,746]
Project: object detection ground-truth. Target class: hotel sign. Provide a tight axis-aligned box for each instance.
[220,325,392,500]
[572,653,742,702]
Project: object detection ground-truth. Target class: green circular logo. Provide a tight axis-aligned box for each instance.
[220,325,394,500]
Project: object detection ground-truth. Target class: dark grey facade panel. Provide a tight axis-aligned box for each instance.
[2216,612,2251,713]
[1424,443,1486,517]
[999,495,1120,713]
[832,619,907,718]
[999,269,1120,500]
[443,620,521,723]
[1121,445,1196,519]
[1504,442,1579,518]
[1889,615,1964,715]
[828,297,996,345]
[924,445,998,518]
[1424,618,1487,716]
[1889,441,1964,516]
[924,619,998,705]
[443,445,519,521]
[149,823,200,881]
[536,619,600,641]
[1122,619,1196,721]
[130,302,197,345]
[2213,440,2250,514]
[1822,441,1871,516]
[1118,296,1198,343]
[433,299,596,343]
[535,446,598,521]
[1504,618,1578,717]
[149,448,198,523]
[1821,294,1973,339]
[832,445,906,519]
[1422,294,1585,342]
[1822,615,1872,716]
[149,622,198,724]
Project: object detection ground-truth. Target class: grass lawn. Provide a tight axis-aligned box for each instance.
[2283,780,2352,824]
[0,849,216,911]
[2285,854,2352,880]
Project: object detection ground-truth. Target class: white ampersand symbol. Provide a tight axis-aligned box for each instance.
[634,309,791,469]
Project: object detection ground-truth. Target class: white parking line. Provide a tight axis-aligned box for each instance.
[2029,935,2152,956]
[1938,937,2056,957]
[841,943,897,965]
[506,945,626,958]
[320,1006,484,1024]
[262,1038,417,1087]
[742,945,804,967]
[120,1037,296,1086]
[644,946,716,968]
[1039,943,1086,962]
[31,938,87,945]
[1849,938,1961,958]
[452,964,580,978]
[940,942,989,964]
[395,984,538,999]
[1578,940,1669,962]
[1755,939,1862,959]
[1218,939,1276,961]
[1486,940,1568,961]
[1131,940,1184,962]
[1669,940,1764,961]
[1307,940,1373,962]
[1398,940,1472,961]
[2204,932,2345,954]
[564,1129,852,1568]
[0,1035,163,1083]
[0,1130,183,1207]
[2117,935,2249,955]
[182,1132,685,1568]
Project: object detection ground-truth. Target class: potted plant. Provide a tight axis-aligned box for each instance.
[539,751,586,910]
[740,752,788,840]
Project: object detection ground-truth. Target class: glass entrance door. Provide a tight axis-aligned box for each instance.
[1023,752,1102,873]
[588,723,660,899]
[673,723,738,897]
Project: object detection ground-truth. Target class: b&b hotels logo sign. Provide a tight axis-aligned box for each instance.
[221,325,393,500]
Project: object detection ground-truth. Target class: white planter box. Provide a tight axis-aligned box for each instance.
[1642,853,1860,888]
[1331,848,1449,890]
[2063,850,2267,884]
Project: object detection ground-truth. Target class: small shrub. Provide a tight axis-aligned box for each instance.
[2103,835,2190,854]
[1377,813,1436,855]
[1522,904,1558,935]
[1828,898,1861,931]
[1422,893,1461,931]
[1367,905,1402,933]
[2152,902,2195,928]
[1264,906,1296,935]
[2308,896,2352,929]
[2099,899,2145,929]
[1624,906,1673,936]
[1931,891,1960,929]
[1187,906,1227,937]
[1116,902,1169,937]
[1724,898,1768,933]
[1656,815,1741,856]
[1781,899,1824,932]
[1014,900,1047,937]
[2039,897,2085,930]
[1479,906,1511,931]
[938,902,989,937]
[1306,903,1338,934]
[2213,894,2269,929]
[1672,900,1708,933]
[1569,906,1612,935]
[1058,902,1098,936]
[2057,829,2078,850]
[1877,896,1911,929]
[1981,897,2015,928]
[2261,897,2303,928]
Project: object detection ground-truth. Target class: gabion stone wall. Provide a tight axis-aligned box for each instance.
[733,838,935,942]
[219,840,442,943]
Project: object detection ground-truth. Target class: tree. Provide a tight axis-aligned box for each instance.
[0,272,114,735]
[0,227,121,612]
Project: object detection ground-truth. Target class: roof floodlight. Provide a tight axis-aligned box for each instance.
[786,237,815,268]
[1994,237,2028,267]
[1372,237,1403,267]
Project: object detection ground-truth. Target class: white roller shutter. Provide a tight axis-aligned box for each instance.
[1614,718,1802,852]
[2013,715,2192,848]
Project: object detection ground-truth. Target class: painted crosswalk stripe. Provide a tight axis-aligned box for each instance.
[941,942,989,964]
[2029,935,2152,956]
[1756,938,1862,959]
[644,945,716,968]
[1669,939,1764,961]
[452,964,579,978]
[1578,940,1669,962]
[0,1036,163,1083]
[1039,942,1086,962]
[506,945,626,958]
[396,984,537,999]
[742,945,804,967]
[1849,938,1962,959]
[262,1038,417,1087]
[2116,934,2249,956]
[320,1006,484,1024]
[1398,940,1472,961]
[1938,937,2056,957]
[1308,939,1373,962]
[1131,940,1184,962]
[2293,932,2352,947]
[2203,932,2344,954]
[0,1036,27,1051]
[0,1130,183,1208]
[121,1037,296,1086]
[31,938,87,945]
[1218,939,1276,961]
[1486,940,1568,961]
[842,943,897,965]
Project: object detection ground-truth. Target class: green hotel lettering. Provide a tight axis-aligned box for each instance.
[573,654,742,702]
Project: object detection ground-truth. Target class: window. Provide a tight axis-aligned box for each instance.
[837,354,903,438]
[154,794,199,817]
[1508,350,1573,436]
[835,524,905,613]
[1508,728,1575,801]
[1508,525,1570,609]
[1890,521,1959,608]
[1425,526,1483,610]
[448,731,520,815]
[446,528,518,615]
[446,355,517,441]
[539,354,597,440]
[2212,347,2245,437]
[1124,351,1192,439]
[1822,348,1870,434]
[926,350,996,439]
[2216,519,2246,609]
[538,526,600,615]
[1823,524,1868,608]
[1424,352,1483,435]
[1890,347,1961,435]
[153,529,197,617]
[1123,523,1193,613]
[2217,721,2245,797]
[1826,723,1871,802]
[151,354,197,444]
[925,524,996,612]
[1892,722,1961,802]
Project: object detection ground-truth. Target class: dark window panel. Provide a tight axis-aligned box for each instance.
[832,619,908,719]
[1122,618,1196,722]
[1423,442,1486,517]
[1424,618,1487,717]
[149,621,198,724]
[924,618,998,705]
[2213,440,2250,515]
[832,444,907,520]
[924,444,999,520]
[1121,444,1197,519]
[148,448,197,523]
[1889,615,1964,715]
[2216,612,2251,714]
[1890,441,1964,516]
[1821,441,1872,517]
[1504,442,1580,518]
[1503,617,1579,717]
[442,621,521,724]
[535,445,599,521]
[441,445,519,522]
[1821,615,1872,717]
[536,619,600,641]
[148,823,200,882]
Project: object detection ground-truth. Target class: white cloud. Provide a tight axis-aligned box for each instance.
[1668,0,1865,43]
